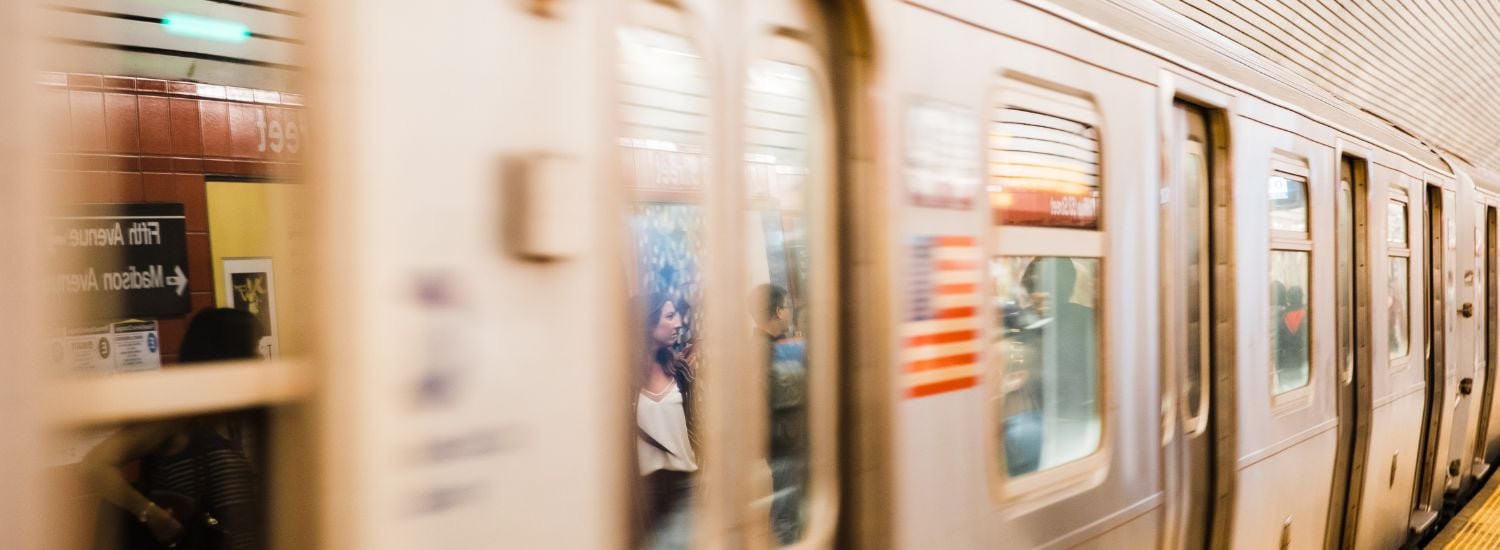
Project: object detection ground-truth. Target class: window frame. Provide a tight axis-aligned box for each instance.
[1267,156,1315,410]
[984,76,1110,505]
[1387,189,1414,368]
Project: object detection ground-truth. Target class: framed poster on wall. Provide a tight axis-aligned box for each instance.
[221,257,278,360]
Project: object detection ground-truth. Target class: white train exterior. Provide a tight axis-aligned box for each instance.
[2,1,1499,549]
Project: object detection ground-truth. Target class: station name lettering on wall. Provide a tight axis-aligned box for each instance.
[49,203,192,319]
[257,109,301,155]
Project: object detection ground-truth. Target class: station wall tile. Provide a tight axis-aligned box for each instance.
[69,91,106,152]
[104,93,140,154]
[200,100,231,157]
[169,98,204,156]
[138,96,172,155]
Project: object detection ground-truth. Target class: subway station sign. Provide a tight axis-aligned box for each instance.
[49,203,191,319]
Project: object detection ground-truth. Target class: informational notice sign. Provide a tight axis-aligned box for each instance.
[904,99,982,209]
[49,203,191,320]
[50,319,162,375]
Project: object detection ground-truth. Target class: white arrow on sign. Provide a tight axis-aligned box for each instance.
[167,265,189,296]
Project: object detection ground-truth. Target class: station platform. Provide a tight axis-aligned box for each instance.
[1428,477,1500,548]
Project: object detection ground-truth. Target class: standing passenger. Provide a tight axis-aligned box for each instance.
[84,308,266,550]
[750,283,807,544]
[634,294,698,550]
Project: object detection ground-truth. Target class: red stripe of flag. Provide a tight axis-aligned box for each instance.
[905,375,978,398]
[934,307,975,319]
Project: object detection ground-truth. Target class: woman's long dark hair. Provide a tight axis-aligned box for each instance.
[179,307,266,363]
[634,293,679,387]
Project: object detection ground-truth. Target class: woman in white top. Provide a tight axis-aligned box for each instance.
[634,293,699,549]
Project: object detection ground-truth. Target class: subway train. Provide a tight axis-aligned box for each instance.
[2,0,1499,549]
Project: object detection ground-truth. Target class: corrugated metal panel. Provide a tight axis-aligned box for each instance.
[1135,0,1500,171]
[1037,0,1451,172]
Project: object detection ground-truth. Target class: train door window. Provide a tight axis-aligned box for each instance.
[617,19,713,549]
[743,54,824,545]
[1178,123,1210,431]
[24,8,315,549]
[987,79,1105,487]
[1389,195,1412,361]
[1268,161,1312,396]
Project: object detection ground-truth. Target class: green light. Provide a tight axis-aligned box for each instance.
[160,13,251,43]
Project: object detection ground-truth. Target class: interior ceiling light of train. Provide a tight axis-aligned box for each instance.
[1098,0,1500,172]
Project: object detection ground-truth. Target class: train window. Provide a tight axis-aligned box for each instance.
[1267,165,1312,397]
[62,408,269,550]
[24,9,317,550]
[744,58,818,545]
[989,91,1101,229]
[618,25,711,549]
[1269,175,1309,234]
[1388,201,1409,245]
[988,81,1105,488]
[1270,250,1312,394]
[1179,121,1209,428]
[1388,197,1411,360]
[992,256,1101,476]
[1389,258,1411,358]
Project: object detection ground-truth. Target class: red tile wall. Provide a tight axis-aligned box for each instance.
[43,72,306,365]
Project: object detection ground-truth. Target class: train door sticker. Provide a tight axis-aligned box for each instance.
[904,235,982,398]
[904,99,981,209]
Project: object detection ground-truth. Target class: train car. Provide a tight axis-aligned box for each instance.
[1,0,1498,549]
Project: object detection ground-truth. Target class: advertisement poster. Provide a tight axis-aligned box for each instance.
[222,258,278,360]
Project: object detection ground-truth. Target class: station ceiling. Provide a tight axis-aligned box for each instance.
[1148,0,1500,173]
[1046,0,1500,175]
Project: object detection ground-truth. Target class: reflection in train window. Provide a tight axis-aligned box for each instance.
[1269,175,1309,234]
[992,256,1101,476]
[1387,197,1411,361]
[989,102,1101,229]
[1270,251,1311,394]
[1180,138,1208,425]
[1388,200,1409,245]
[619,26,709,550]
[745,59,816,546]
[1390,258,1411,358]
[65,409,268,550]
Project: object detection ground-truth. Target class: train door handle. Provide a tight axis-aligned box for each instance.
[1462,303,1475,318]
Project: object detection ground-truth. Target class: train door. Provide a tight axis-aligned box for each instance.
[737,2,840,548]
[1326,154,1372,548]
[1411,184,1448,532]
[1163,99,1233,550]
[618,1,845,548]
[1471,205,1497,479]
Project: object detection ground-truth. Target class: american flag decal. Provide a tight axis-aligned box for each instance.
[903,235,982,398]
